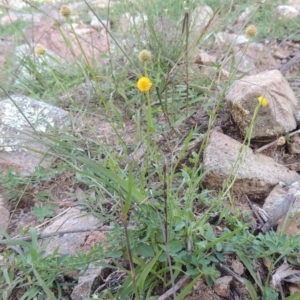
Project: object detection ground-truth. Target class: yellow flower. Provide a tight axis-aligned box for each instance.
[137,76,152,92]
[257,95,268,107]
[60,5,71,18]
[35,44,46,56]
[139,50,151,62]
[246,24,257,37]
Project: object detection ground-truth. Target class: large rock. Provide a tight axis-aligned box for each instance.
[41,208,106,256]
[0,95,68,175]
[225,69,299,139]
[203,131,300,196]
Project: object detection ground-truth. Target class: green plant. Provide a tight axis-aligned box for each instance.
[1,0,300,299]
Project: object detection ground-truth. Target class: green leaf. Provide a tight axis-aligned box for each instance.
[174,221,185,231]
[176,274,202,300]
[32,267,57,300]
[138,250,162,295]
[237,250,263,292]
[76,156,146,202]
[105,250,123,258]
[244,279,258,300]
[203,226,246,252]
[136,243,154,258]
[283,292,300,300]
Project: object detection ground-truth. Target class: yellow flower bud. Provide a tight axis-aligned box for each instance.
[35,44,46,56]
[245,25,257,37]
[60,5,71,18]
[139,50,151,62]
[277,136,286,146]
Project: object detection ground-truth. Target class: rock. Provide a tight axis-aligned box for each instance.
[276,5,299,19]
[238,7,254,22]
[289,133,300,154]
[0,195,10,240]
[13,43,65,86]
[24,17,109,63]
[191,5,213,30]
[90,15,110,31]
[273,48,291,60]
[246,42,280,71]
[41,208,106,256]
[194,51,216,66]
[224,52,256,74]
[0,0,27,9]
[215,32,248,47]
[225,69,299,139]
[203,131,300,196]
[232,258,244,275]
[263,181,300,215]
[0,95,68,175]
[71,265,109,300]
[263,181,300,236]
[220,41,279,75]
[213,276,232,298]
[1,12,43,26]
[287,0,300,10]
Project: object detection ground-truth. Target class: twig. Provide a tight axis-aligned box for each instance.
[11,208,71,240]
[245,195,265,225]
[279,51,300,74]
[157,274,190,300]
[255,129,300,153]
[1,226,136,243]
[216,262,244,284]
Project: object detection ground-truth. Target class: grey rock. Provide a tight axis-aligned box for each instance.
[263,181,300,215]
[191,5,213,30]
[41,208,106,256]
[215,32,249,47]
[262,181,300,236]
[0,95,68,175]
[213,276,233,298]
[13,43,65,86]
[71,265,108,300]
[203,131,300,196]
[225,69,299,138]
[224,53,256,74]
[90,15,110,31]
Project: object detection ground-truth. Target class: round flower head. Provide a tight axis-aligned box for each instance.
[246,25,257,37]
[139,50,151,62]
[137,76,152,92]
[35,44,46,56]
[257,95,268,107]
[277,136,286,146]
[60,5,71,18]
